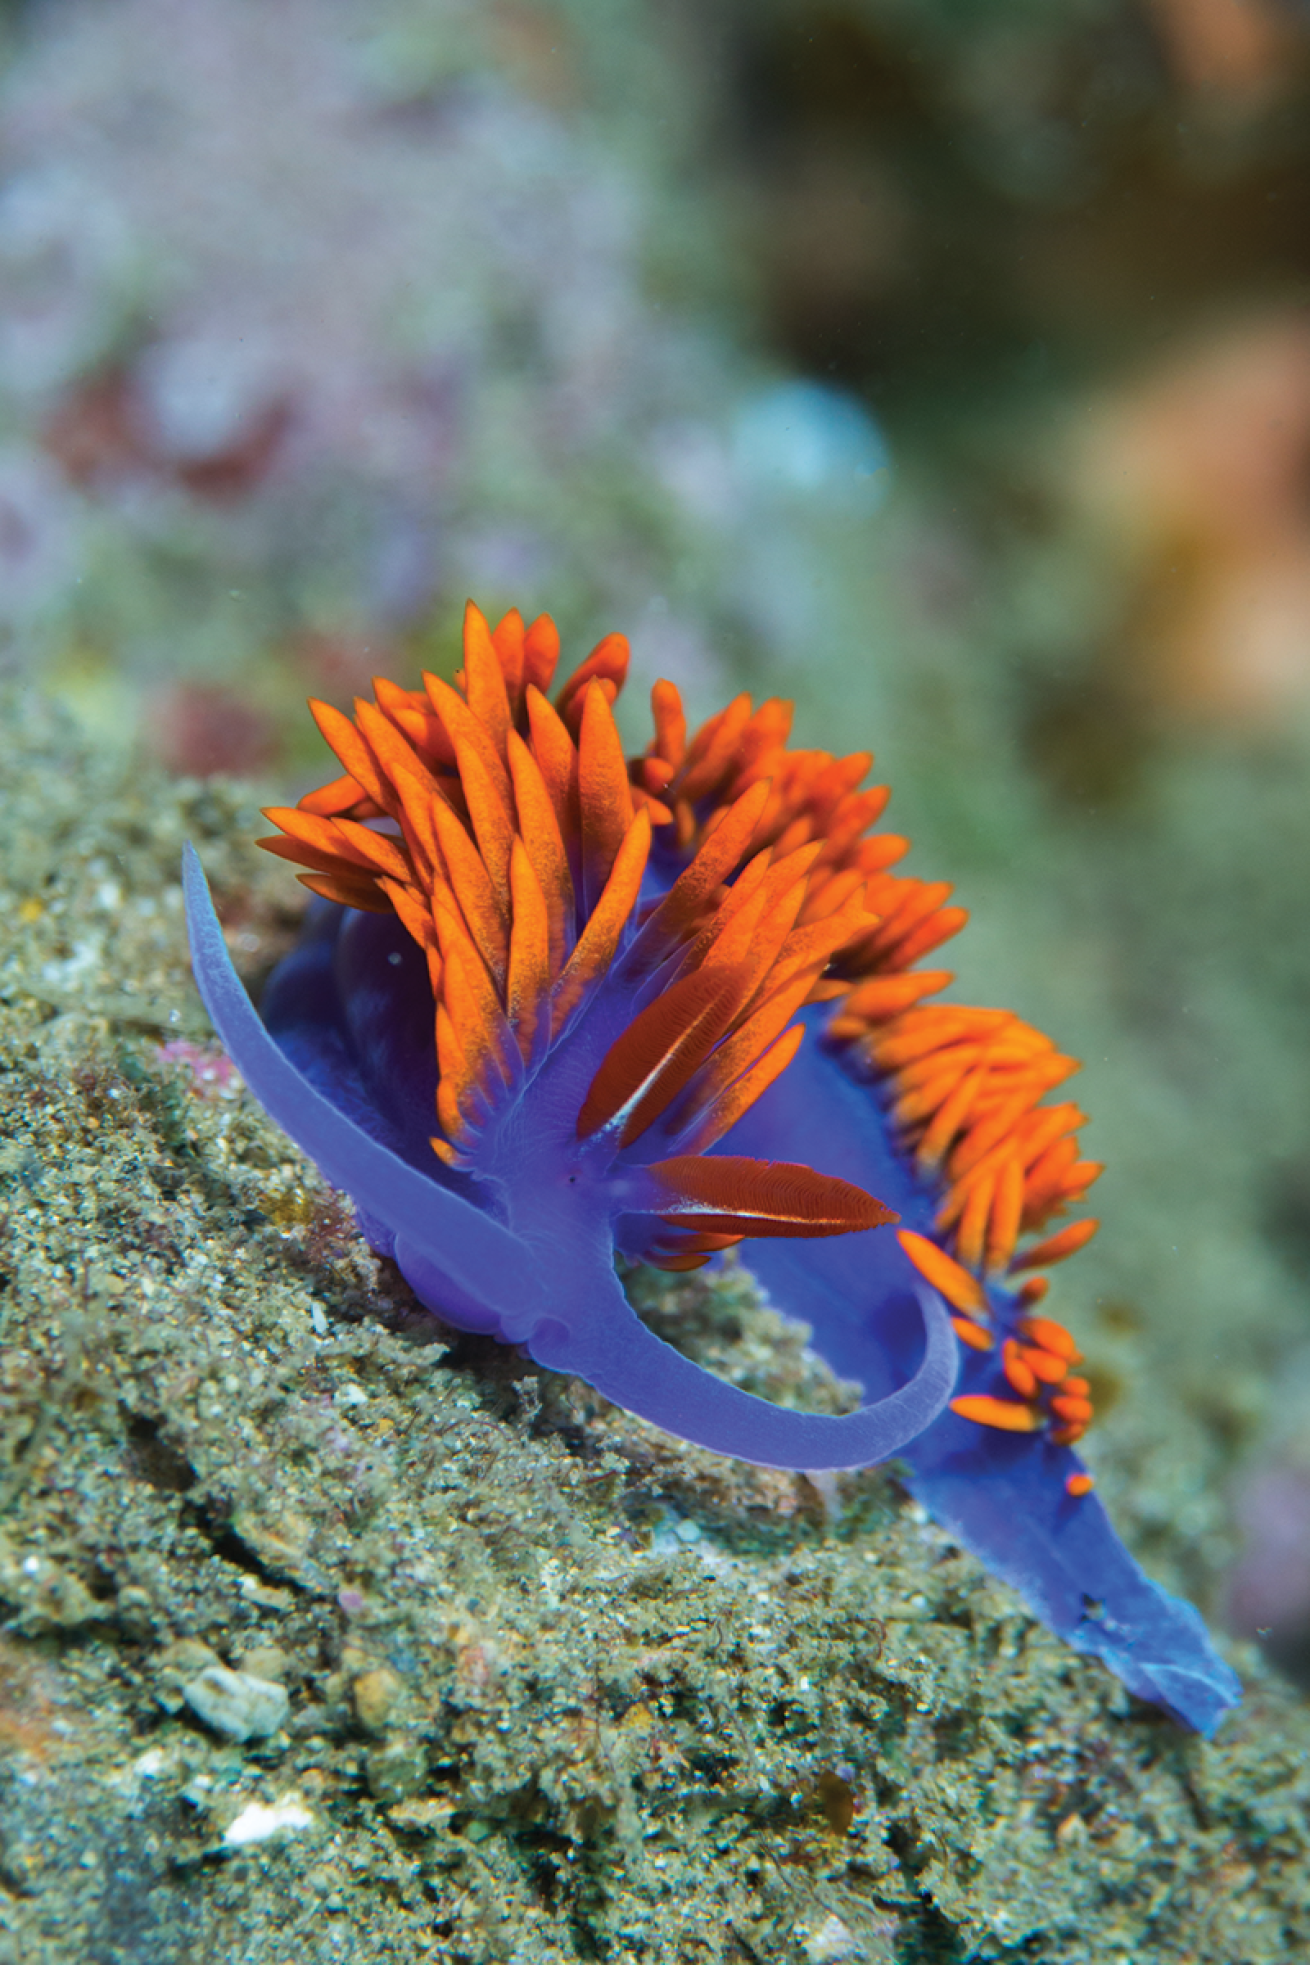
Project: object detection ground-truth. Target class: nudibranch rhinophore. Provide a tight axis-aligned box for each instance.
[184,601,1240,1733]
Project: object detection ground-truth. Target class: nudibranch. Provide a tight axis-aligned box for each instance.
[185,601,1240,1734]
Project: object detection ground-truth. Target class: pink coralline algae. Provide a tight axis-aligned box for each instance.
[156,1038,240,1100]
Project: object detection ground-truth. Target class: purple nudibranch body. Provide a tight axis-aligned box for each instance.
[183,600,1241,1734]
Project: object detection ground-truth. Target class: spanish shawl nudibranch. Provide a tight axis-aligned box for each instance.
[184,601,1241,1734]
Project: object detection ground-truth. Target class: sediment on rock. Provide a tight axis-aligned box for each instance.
[0,693,1306,1965]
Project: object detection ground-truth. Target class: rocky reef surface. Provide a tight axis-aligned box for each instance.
[1,688,1308,1963]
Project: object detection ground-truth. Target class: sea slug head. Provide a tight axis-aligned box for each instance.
[188,601,959,1467]
[258,601,894,1261]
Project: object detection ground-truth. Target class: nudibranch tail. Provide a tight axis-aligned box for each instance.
[188,594,1241,1733]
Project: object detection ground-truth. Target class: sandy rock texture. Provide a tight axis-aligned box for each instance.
[1,690,1308,1964]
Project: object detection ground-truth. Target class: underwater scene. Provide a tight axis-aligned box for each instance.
[2,2,1310,1959]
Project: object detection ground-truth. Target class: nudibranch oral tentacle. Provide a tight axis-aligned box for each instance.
[188,598,1240,1733]
[183,845,544,1321]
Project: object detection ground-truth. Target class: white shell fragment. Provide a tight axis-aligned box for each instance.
[181,1665,290,1742]
[224,1795,315,1849]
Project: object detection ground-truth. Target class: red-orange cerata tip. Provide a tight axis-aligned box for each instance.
[949,1394,1043,1434]
[896,1229,987,1313]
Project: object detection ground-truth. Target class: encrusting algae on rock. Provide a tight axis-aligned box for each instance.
[190,600,1239,1732]
[0,684,1306,1963]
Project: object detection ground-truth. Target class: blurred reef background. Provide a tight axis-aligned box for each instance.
[3,1,1310,1959]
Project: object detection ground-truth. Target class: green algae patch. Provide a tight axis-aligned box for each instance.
[1,691,1308,1965]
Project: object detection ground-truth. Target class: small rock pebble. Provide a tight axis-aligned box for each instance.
[351,1665,404,1734]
